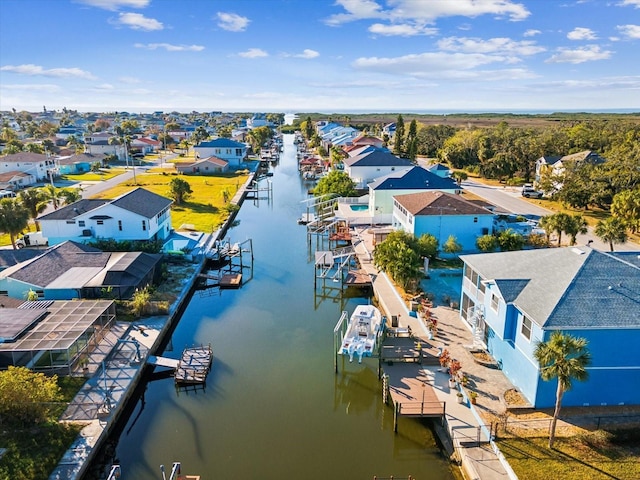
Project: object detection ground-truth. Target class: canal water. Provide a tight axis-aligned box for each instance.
[112,134,455,479]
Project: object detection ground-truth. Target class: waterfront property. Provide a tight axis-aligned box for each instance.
[193,138,247,167]
[459,246,640,408]
[342,148,413,189]
[392,190,494,253]
[39,187,173,245]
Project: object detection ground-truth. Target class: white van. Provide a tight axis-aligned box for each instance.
[16,232,48,248]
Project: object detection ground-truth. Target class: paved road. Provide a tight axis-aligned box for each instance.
[461,178,640,252]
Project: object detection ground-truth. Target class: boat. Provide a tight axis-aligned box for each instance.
[340,305,384,363]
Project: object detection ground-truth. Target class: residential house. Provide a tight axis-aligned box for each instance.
[427,163,451,179]
[38,187,173,245]
[55,127,84,141]
[193,138,247,167]
[56,153,105,174]
[130,137,161,154]
[459,247,640,408]
[175,156,229,174]
[247,113,269,129]
[351,134,385,149]
[383,122,396,137]
[343,149,413,189]
[392,191,494,252]
[367,165,460,219]
[0,240,163,301]
[535,150,606,184]
[0,171,36,190]
[84,132,125,159]
[0,152,55,181]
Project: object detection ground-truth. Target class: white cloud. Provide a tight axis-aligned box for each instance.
[284,49,320,59]
[437,37,545,56]
[119,76,141,84]
[567,27,597,40]
[217,12,250,32]
[524,29,541,37]
[94,83,115,90]
[75,0,149,11]
[546,45,612,64]
[134,43,205,52]
[116,12,163,31]
[369,23,437,36]
[1,84,61,92]
[618,0,640,8]
[617,24,640,38]
[326,0,530,25]
[238,48,268,58]
[0,64,96,80]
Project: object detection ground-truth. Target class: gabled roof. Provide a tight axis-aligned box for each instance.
[0,249,42,270]
[110,187,173,218]
[460,247,640,329]
[0,171,31,181]
[428,163,450,172]
[196,138,245,148]
[393,190,493,216]
[56,153,105,165]
[0,152,48,163]
[343,150,412,168]
[39,199,109,221]
[369,166,459,191]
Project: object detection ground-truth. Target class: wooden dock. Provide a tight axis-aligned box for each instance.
[344,269,372,287]
[175,345,213,386]
[220,273,242,288]
[380,336,441,365]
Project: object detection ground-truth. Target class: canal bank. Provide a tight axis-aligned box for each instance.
[49,168,260,480]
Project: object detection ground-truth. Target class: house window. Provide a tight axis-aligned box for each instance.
[521,316,532,340]
[142,220,146,231]
[473,217,478,223]
[79,221,85,227]
[97,220,104,225]
[490,293,499,312]
[66,220,76,224]
[118,220,122,231]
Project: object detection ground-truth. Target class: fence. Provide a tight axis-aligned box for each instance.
[493,414,640,439]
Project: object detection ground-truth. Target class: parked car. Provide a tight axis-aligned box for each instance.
[521,184,543,199]
[16,232,48,248]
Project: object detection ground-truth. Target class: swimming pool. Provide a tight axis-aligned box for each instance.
[349,204,369,211]
[420,269,463,306]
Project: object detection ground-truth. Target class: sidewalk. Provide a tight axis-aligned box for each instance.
[352,226,517,480]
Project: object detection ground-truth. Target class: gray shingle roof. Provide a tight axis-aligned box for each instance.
[110,187,173,218]
[38,199,108,221]
[343,150,413,168]
[461,247,640,329]
[369,166,459,191]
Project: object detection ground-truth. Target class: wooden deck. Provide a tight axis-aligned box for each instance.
[384,363,445,424]
[381,336,441,365]
[219,273,242,289]
[175,345,213,386]
[344,269,372,287]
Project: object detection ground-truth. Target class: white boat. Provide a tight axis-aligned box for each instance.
[340,305,384,363]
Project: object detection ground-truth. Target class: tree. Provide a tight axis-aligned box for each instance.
[18,188,47,231]
[0,366,62,426]
[451,170,468,186]
[405,119,418,161]
[313,170,356,197]
[168,177,192,205]
[393,114,405,155]
[564,214,588,246]
[497,229,525,251]
[373,230,422,291]
[0,198,30,249]
[611,188,640,233]
[534,332,590,449]
[24,142,44,154]
[476,234,499,252]
[442,235,462,257]
[594,217,628,251]
[416,233,439,259]
[60,188,82,206]
[41,184,63,210]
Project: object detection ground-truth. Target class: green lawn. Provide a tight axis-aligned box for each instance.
[496,433,640,480]
[60,168,126,182]
[91,171,250,232]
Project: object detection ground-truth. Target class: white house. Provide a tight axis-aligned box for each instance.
[175,156,229,174]
[0,171,36,190]
[0,152,55,181]
[534,150,606,184]
[343,149,413,189]
[392,191,495,253]
[193,138,247,167]
[84,132,125,159]
[39,187,173,245]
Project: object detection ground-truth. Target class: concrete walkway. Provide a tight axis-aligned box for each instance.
[352,226,517,480]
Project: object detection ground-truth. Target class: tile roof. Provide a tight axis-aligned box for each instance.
[368,166,459,191]
[393,190,494,216]
[110,187,173,218]
[461,247,640,329]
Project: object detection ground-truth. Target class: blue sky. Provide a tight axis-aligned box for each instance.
[1,0,639,113]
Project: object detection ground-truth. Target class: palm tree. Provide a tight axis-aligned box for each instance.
[42,184,63,210]
[0,198,30,249]
[534,331,590,449]
[565,214,588,246]
[538,215,555,245]
[594,217,628,251]
[18,189,47,231]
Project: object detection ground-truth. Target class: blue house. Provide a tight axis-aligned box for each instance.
[393,191,494,254]
[56,153,104,174]
[459,247,640,408]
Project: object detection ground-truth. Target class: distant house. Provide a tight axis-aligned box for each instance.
[0,170,36,190]
[351,134,385,149]
[39,187,173,245]
[459,247,640,408]
[0,152,55,181]
[130,137,161,154]
[383,122,396,137]
[84,132,125,159]
[246,113,269,129]
[55,127,83,141]
[427,163,451,179]
[56,153,105,174]
[175,156,229,174]
[193,138,247,167]
[343,149,413,189]
[535,150,606,184]
[367,165,460,218]
[0,241,163,300]
[393,191,494,252]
